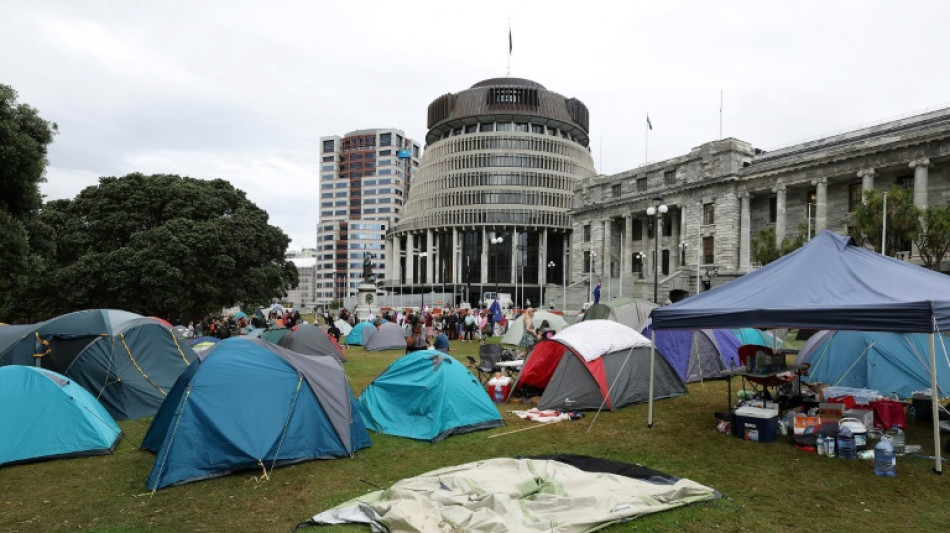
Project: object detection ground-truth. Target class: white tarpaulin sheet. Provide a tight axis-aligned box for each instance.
[305,457,717,532]
[553,320,652,362]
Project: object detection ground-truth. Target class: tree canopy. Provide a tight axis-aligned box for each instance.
[0,85,57,318]
[18,174,297,322]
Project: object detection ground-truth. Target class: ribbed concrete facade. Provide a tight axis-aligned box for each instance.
[385,78,596,306]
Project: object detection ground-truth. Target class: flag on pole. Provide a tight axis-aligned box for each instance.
[508,25,513,54]
[647,114,653,130]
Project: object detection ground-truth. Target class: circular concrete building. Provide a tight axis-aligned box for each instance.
[384,77,596,307]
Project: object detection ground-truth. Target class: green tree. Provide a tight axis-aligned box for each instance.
[849,186,919,254]
[750,221,809,266]
[0,85,58,320]
[31,173,297,322]
[914,205,950,271]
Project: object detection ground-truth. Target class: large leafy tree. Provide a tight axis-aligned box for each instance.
[30,173,297,322]
[849,186,919,254]
[0,84,57,319]
[914,205,950,271]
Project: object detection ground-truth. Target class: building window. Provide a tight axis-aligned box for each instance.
[465,124,477,133]
[611,184,622,198]
[848,183,863,213]
[322,155,334,162]
[583,251,591,273]
[480,123,494,132]
[531,124,544,133]
[583,224,591,242]
[632,219,643,240]
[636,177,647,192]
[322,140,334,153]
[664,170,676,186]
[702,203,715,225]
[379,149,391,156]
[897,175,914,190]
[663,214,673,237]
[703,236,715,264]
[769,197,777,223]
[496,123,512,131]
[380,133,391,146]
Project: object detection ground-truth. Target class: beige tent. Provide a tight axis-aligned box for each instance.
[501,310,569,345]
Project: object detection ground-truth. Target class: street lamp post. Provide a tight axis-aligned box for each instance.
[646,198,668,304]
[588,250,597,303]
[490,235,504,301]
[546,260,556,309]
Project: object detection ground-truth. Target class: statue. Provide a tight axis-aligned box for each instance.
[362,252,376,283]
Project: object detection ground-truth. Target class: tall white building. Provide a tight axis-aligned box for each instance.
[315,129,421,306]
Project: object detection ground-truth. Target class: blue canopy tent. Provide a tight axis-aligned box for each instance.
[649,231,950,473]
[0,366,122,465]
[142,337,370,489]
[358,350,503,442]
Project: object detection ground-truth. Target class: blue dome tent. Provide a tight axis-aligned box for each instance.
[0,366,122,465]
[359,350,503,442]
[142,337,370,490]
[0,309,196,420]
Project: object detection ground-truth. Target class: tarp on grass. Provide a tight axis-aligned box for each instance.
[301,455,718,532]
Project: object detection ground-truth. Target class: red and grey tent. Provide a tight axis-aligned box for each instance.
[511,320,686,411]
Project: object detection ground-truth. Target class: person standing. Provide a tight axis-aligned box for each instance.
[593,282,602,304]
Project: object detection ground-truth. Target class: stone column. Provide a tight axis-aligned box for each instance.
[540,229,548,306]
[425,229,434,284]
[480,227,488,285]
[858,168,875,201]
[812,178,828,232]
[451,228,458,286]
[773,182,787,244]
[406,233,416,284]
[384,237,393,284]
[510,229,518,285]
[910,158,930,209]
[602,218,612,280]
[624,215,634,276]
[738,192,751,272]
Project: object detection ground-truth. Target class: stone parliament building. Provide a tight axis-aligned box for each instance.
[382,75,950,307]
[576,107,950,303]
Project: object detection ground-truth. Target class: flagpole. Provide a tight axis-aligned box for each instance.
[719,90,723,140]
[645,114,649,164]
[506,19,512,76]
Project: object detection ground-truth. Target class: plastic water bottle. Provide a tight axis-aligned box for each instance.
[816,434,825,456]
[874,436,897,477]
[493,385,504,402]
[825,435,835,457]
[837,426,857,460]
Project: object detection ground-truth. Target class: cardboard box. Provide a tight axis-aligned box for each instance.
[793,415,822,435]
[819,402,845,418]
[844,408,874,428]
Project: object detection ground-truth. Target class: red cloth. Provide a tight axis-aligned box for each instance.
[871,399,906,429]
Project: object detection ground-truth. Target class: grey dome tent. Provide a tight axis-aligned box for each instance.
[363,322,409,351]
[511,320,686,410]
[278,323,346,362]
[0,309,196,420]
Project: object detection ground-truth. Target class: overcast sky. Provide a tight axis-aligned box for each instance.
[4,1,950,250]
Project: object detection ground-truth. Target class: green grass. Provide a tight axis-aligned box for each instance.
[2,339,948,533]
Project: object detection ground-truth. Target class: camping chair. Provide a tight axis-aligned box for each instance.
[737,344,798,401]
[475,344,503,384]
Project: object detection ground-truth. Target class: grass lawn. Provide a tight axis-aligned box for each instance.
[2,337,947,532]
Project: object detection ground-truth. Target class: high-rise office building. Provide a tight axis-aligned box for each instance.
[315,129,421,306]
